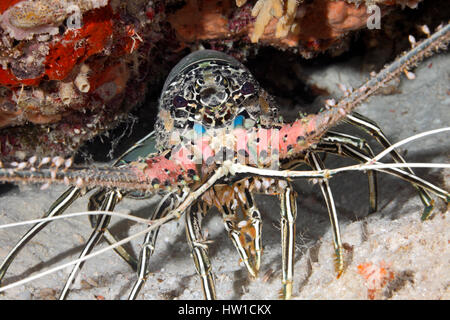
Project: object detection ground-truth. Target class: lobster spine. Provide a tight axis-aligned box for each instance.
[305,21,450,144]
[0,166,152,191]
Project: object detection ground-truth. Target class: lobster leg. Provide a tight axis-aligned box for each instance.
[0,186,82,286]
[281,134,378,214]
[321,139,449,203]
[128,192,177,300]
[279,183,297,299]
[88,188,138,271]
[59,190,120,299]
[320,131,378,213]
[346,112,435,219]
[185,202,216,300]
[306,152,344,277]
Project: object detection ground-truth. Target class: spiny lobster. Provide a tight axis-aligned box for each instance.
[0,23,448,300]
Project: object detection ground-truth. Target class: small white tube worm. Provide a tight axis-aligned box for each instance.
[59,82,75,105]
[74,64,91,93]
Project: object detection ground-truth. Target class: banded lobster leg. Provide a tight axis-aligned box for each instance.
[59,189,121,299]
[282,150,377,216]
[198,179,298,300]
[128,192,180,300]
[185,201,216,300]
[87,188,138,271]
[60,131,163,298]
[0,187,81,285]
[0,186,140,294]
[227,179,298,299]
[280,151,348,278]
[0,133,159,291]
[280,131,403,278]
[303,130,448,277]
[278,183,297,300]
[73,130,161,286]
[318,133,449,202]
[305,152,344,277]
[318,131,378,214]
[345,112,436,219]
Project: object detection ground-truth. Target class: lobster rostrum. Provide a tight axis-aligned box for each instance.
[0,23,449,300]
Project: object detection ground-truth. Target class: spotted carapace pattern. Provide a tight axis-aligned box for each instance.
[154,50,279,151]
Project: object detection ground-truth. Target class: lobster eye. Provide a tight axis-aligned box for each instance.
[240,82,254,95]
[173,95,187,108]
